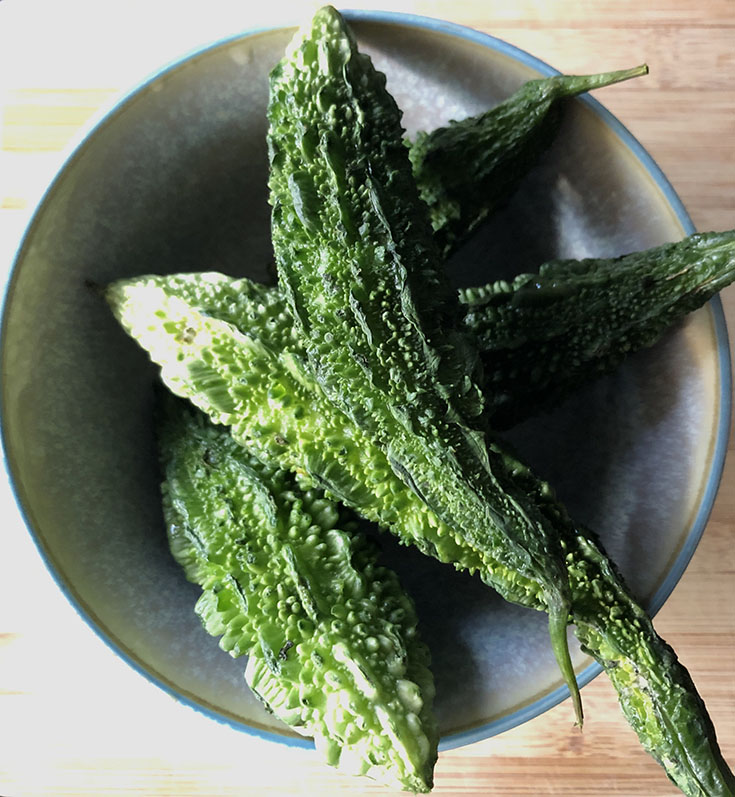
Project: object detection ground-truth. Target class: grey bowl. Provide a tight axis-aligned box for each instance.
[1,11,731,751]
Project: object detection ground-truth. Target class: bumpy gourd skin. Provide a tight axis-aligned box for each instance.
[158,396,438,792]
[104,7,734,789]
[506,455,735,797]
[109,272,735,795]
[107,276,545,607]
[572,533,735,797]
[267,6,582,721]
[138,227,735,432]
[462,230,735,428]
[409,64,648,257]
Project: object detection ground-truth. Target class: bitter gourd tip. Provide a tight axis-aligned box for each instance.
[548,596,584,728]
[552,63,648,97]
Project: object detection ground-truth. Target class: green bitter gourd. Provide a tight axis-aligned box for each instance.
[158,395,438,792]
[104,7,735,791]
[461,230,735,428]
[267,5,582,724]
[107,276,547,613]
[409,64,648,257]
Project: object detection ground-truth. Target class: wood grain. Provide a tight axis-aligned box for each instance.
[1,1,733,795]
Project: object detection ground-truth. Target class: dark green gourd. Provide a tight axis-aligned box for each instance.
[461,230,735,428]
[507,461,735,797]
[267,7,582,722]
[158,396,438,792]
[409,64,648,257]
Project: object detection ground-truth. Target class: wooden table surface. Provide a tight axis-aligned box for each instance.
[1,1,733,795]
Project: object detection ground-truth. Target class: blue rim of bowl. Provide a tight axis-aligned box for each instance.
[1,9,731,754]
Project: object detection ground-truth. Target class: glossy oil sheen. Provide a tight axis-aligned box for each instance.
[1,16,728,749]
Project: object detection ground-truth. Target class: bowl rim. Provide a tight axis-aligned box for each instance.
[1,8,731,754]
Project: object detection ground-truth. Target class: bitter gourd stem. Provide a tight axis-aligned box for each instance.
[548,598,583,728]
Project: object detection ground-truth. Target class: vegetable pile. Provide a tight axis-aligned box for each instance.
[106,7,735,795]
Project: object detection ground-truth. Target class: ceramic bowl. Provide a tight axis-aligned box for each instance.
[1,11,730,750]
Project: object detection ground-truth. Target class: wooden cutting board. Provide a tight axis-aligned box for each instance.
[1,1,733,795]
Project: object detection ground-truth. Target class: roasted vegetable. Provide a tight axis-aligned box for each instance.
[409,64,648,256]
[267,6,582,723]
[159,395,438,792]
[462,230,735,428]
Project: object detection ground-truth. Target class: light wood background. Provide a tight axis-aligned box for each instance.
[1,1,733,795]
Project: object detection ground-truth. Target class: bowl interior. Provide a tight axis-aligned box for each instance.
[1,18,724,747]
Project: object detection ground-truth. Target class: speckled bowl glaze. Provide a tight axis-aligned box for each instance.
[1,12,731,751]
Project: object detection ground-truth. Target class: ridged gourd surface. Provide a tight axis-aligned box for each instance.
[104,6,735,791]
[107,274,544,608]
[109,268,735,795]
[159,398,438,792]
[266,9,576,693]
[462,230,735,428]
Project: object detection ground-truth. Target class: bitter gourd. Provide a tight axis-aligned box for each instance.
[506,458,735,797]
[158,395,438,792]
[107,275,548,613]
[462,229,735,428]
[108,265,735,796]
[409,64,648,256]
[267,6,582,723]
